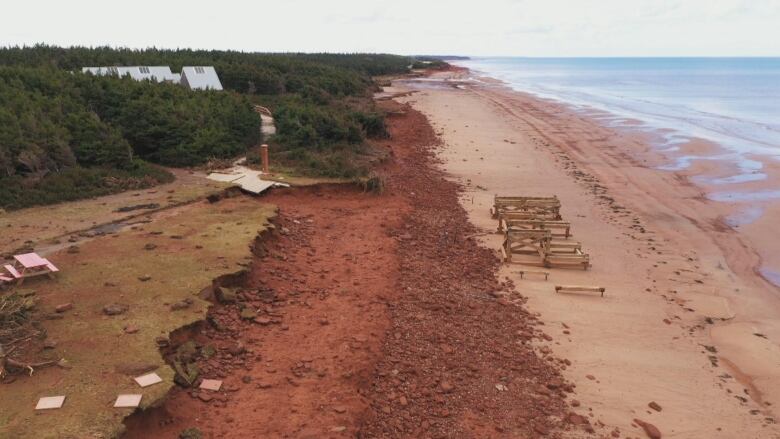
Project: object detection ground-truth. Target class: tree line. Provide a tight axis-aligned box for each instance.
[0,45,422,209]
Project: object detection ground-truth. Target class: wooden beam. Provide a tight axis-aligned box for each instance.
[555,285,605,297]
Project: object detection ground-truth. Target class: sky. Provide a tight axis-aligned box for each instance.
[2,0,779,56]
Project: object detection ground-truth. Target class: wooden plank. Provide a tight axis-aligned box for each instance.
[518,270,549,280]
[555,285,605,297]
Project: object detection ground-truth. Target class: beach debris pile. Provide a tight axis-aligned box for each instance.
[494,195,591,269]
[207,165,288,195]
[358,104,581,437]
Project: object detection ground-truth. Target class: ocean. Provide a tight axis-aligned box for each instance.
[456,57,780,285]
[456,57,780,184]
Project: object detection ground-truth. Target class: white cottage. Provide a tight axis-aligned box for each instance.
[82,66,180,83]
[82,65,223,91]
[180,66,224,91]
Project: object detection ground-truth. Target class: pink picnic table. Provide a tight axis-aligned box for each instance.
[4,252,59,285]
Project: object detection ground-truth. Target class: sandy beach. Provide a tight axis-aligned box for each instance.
[393,69,780,437]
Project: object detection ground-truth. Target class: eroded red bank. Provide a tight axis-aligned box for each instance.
[123,103,582,439]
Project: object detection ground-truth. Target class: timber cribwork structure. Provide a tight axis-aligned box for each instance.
[494,195,590,270]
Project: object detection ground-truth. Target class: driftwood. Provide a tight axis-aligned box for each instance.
[0,342,56,378]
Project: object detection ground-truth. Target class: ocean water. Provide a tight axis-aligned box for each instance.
[456,57,780,186]
[457,57,780,287]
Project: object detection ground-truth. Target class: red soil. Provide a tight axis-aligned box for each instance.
[123,103,583,439]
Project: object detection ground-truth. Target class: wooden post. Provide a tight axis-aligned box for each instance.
[260,144,269,173]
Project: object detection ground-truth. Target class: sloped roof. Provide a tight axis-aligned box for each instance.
[82,66,180,83]
[181,66,224,91]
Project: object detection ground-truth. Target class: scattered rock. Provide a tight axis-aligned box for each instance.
[215,286,238,304]
[144,243,157,251]
[179,427,203,439]
[334,406,347,414]
[254,316,272,325]
[103,303,128,316]
[138,275,152,282]
[124,325,140,334]
[67,245,80,254]
[634,418,662,439]
[534,424,549,435]
[55,303,73,313]
[440,381,454,393]
[170,300,192,311]
[648,401,662,412]
[197,393,213,403]
[227,341,245,356]
[240,308,257,320]
[43,340,58,349]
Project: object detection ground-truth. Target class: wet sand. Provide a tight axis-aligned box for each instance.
[394,70,780,437]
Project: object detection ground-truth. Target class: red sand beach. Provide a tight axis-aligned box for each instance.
[389,67,780,437]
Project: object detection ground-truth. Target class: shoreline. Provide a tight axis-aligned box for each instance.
[395,67,780,437]
[456,68,780,291]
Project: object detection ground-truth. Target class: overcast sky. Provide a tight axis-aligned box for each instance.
[2,0,778,56]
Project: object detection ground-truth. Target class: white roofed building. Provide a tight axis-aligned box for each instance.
[180,66,224,91]
[82,66,180,83]
[81,65,223,91]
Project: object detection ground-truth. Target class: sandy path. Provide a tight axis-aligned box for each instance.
[397,74,780,438]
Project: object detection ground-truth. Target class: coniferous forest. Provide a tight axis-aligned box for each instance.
[0,45,421,209]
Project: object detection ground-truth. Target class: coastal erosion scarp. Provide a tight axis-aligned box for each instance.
[0,192,276,439]
[396,71,780,438]
[121,99,582,438]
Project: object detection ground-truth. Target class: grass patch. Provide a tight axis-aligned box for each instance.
[0,196,276,439]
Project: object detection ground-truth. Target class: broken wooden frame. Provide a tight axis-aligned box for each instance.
[491,196,561,220]
[503,229,590,269]
[545,251,590,270]
[555,285,605,297]
[504,219,572,238]
[496,195,591,269]
[503,229,550,264]
[549,240,582,254]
